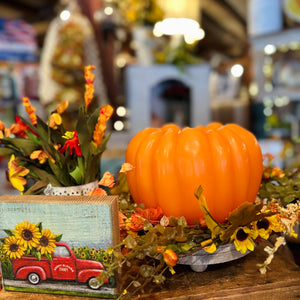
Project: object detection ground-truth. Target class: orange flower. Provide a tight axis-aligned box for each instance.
[84,65,95,107]
[99,171,115,188]
[130,213,145,231]
[30,150,52,164]
[120,162,134,173]
[22,97,37,126]
[134,206,164,224]
[0,120,5,131]
[56,99,69,114]
[163,249,178,267]
[10,116,29,138]
[93,105,113,146]
[0,122,11,138]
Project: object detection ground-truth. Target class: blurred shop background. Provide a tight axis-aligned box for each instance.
[1,0,300,186]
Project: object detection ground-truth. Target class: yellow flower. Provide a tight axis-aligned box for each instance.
[14,221,42,250]
[8,154,29,192]
[49,113,62,129]
[254,214,284,240]
[37,229,56,255]
[201,239,217,253]
[231,227,256,254]
[30,150,48,164]
[3,236,26,259]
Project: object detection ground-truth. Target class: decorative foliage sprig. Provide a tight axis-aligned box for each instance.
[0,66,113,195]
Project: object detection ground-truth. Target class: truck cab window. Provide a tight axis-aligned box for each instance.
[54,245,71,257]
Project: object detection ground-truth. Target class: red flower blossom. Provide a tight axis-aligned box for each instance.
[134,206,164,224]
[130,213,145,231]
[59,130,82,156]
[10,116,39,138]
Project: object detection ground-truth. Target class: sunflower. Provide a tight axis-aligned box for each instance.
[231,227,256,254]
[37,229,56,255]
[3,236,26,259]
[14,221,42,250]
[254,214,283,240]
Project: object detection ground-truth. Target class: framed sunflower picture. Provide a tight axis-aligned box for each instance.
[0,195,120,298]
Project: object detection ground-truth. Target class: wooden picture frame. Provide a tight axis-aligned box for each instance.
[0,195,120,298]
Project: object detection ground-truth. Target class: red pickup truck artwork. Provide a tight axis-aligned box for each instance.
[11,242,108,290]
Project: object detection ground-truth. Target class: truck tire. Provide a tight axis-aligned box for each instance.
[87,277,101,290]
[27,272,40,285]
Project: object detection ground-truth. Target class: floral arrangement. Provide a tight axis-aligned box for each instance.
[89,154,299,298]
[0,66,113,195]
[118,0,164,27]
[0,65,299,299]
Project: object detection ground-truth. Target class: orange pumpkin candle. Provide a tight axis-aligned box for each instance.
[125,123,263,224]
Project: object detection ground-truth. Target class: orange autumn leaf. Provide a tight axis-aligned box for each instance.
[120,163,134,173]
[99,171,115,188]
[88,188,107,196]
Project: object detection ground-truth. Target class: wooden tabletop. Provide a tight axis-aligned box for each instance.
[1,240,300,299]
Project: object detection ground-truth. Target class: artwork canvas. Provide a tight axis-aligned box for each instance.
[0,195,120,298]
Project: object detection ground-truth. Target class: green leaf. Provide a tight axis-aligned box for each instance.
[48,159,74,186]
[0,147,16,159]
[28,166,61,186]
[124,234,138,249]
[3,229,14,236]
[220,202,274,243]
[0,137,40,156]
[140,265,154,278]
[133,280,142,287]
[178,243,194,252]
[45,253,53,261]
[36,222,42,231]
[195,185,224,239]
[70,166,84,185]
[55,234,63,242]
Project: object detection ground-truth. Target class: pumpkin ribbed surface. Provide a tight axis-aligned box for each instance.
[125,123,263,224]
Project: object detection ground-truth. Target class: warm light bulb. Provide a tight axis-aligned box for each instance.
[230,64,244,78]
[114,120,125,131]
[60,10,71,21]
[264,44,276,55]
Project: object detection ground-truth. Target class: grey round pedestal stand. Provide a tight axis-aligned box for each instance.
[178,243,250,272]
